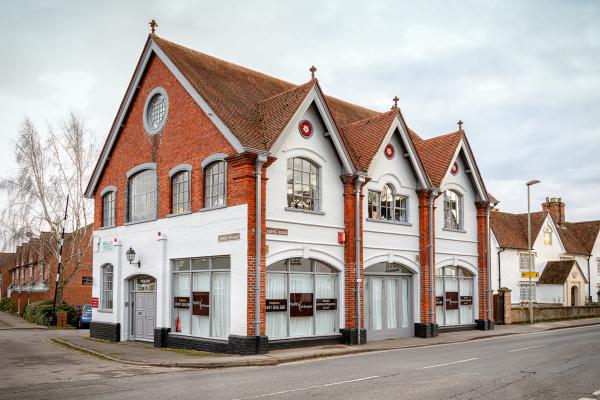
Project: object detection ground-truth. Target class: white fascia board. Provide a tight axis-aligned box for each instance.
[84,38,245,199]
[269,86,356,175]
[440,138,488,202]
[368,116,431,190]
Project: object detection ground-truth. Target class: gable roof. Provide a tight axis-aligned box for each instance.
[563,221,600,254]
[538,260,587,284]
[413,131,463,187]
[490,211,548,250]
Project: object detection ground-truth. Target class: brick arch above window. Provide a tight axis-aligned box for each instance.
[168,163,192,178]
[100,185,117,197]
[201,153,229,169]
[126,162,157,178]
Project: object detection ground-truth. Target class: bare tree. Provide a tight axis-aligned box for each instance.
[0,113,97,304]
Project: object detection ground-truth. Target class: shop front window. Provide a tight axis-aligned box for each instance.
[266,258,338,339]
[172,256,230,339]
[435,266,474,326]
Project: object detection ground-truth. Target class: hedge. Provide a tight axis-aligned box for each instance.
[0,297,16,313]
[23,300,78,326]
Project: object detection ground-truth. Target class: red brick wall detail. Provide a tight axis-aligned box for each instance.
[417,190,435,324]
[476,202,489,320]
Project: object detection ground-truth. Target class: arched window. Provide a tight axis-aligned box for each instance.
[443,190,463,230]
[543,226,552,246]
[367,184,409,223]
[172,170,191,214]
[102,190,116,227]
[287,157,319,211]
[205,161,226,208]
[128,169,157,222]
[100,264,113,310]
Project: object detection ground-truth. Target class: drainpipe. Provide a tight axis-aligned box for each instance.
[497,247,505,289]
[428,189,440,324]
[486,204,492,321]
[587,255,592,303]
[254,154,267,338]
[354,175,365,344]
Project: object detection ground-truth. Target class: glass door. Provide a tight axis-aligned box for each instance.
[366,275,412,339]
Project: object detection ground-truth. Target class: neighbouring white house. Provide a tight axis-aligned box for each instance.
[490,197,600,305]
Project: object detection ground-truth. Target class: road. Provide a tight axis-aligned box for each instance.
[0,324,599,399]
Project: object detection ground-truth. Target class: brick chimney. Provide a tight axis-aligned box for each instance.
[542,197,566,225]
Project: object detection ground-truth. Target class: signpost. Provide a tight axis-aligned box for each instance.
[521,271,540,279]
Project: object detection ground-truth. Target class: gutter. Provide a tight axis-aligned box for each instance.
[354,175,365,344]
[428,189,441,323]
[254,154,268,338]
[587,255,592,303]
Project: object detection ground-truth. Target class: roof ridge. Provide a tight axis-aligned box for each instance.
[420,130,463,143]
[340,109,396,130]
[257,80,316,105]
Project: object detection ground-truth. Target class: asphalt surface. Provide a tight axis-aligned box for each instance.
[1,325,599,399]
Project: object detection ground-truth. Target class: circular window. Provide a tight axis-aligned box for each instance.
[143,87,169,134]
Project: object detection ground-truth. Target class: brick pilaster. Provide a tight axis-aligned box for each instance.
[417,189,434,324]
[476,201,489,320]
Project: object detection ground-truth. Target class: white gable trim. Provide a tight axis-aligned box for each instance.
[368,116,430,189]
[84,37,244,198]
[440,138,488,202]
[538,214,567,253]
[269,86,355,174]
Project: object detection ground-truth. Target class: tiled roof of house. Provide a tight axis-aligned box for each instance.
[413,131,463,187]
[538,260,585,284]
[563,221,600,254]
[555,225,590,256]
[490,211,548,250]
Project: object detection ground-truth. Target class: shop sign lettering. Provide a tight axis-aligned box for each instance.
[316,298,337,311]
[218,233,240,242]
[101,241,113,252]
[435,296,444,306]
[289,293,313,317]
[460,296,473,306]
[266,299,287,312]
[174,296,190,308]
[192,292,210,316]
[92,297,99,308]
[266,227,288,236]
[445,292,459,310]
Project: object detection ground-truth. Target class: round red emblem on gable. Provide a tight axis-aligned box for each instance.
[384,144,395,159]
[451,161,459,175]
[298,120,313,138]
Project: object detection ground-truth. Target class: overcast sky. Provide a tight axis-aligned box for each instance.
[1,0,599,221]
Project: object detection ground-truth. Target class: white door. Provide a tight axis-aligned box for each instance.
[366,275,412,339]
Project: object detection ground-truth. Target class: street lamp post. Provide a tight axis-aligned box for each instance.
[526,179,541,324]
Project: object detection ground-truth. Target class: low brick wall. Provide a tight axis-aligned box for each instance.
[510,305,600,324]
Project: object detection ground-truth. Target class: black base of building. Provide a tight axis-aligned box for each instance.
[228,335,269,355]
[269,335,344,350]
[438,324,477,333]
[414,322,439,338]
[475,319,495,330]
[90,321,120,342]
[340,328,367,345]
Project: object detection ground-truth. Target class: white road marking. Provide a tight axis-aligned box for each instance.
[509,344,546,352]
[231,376,380,399]
[422,357,478,369]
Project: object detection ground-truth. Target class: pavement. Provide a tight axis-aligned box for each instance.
[44,315,600,368]
[0,311,47,330]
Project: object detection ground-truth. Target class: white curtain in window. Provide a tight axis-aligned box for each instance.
[266,273,287,338]
[315,275,336,335]
[386,279,399,329]
[289,273,313,336]
[192,272,210,337]
[212,272,230,338]
[435,276,443,325]
[175,273,191,334]
[372,278,384,331]
[445,277,459,325]
[400,278,409,328]
[459,277,473,324]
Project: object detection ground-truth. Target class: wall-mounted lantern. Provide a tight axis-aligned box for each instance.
[125,247,141,268]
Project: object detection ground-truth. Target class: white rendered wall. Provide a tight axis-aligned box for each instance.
[363,130,421,323]
[537,284,563,304]
[265,103,347,328]
[92,204,248,340]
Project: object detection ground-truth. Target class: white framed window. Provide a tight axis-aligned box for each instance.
[143,87,169,134]
[435,266,475,326]
[172,257,231,339]
[102,191,116,227]
[128,169,157,222]
[543,226,552,246]
[519,252,536,271]
[367,185,409,223]
[205,161,226,209]
[287,157,319,211]
[100,264,113,310]
[597,258,600,276]
[172,170,191,214]
[519,282,536,302]
[443,190,463,230]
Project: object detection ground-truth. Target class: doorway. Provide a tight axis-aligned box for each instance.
[128,275,156,342]
[364,263,413,339]
[571,286,578,306]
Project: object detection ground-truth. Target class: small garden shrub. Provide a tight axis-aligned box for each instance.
[0,297,16,313]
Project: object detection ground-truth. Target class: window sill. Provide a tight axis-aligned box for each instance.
[98,225,116,231]
[366,218,412,226]
[442,227,466,233]
[96,309,113,313]
[167,211,192,218]
[285,207,325,216]
[124,218,157,226]
[199,205,227,212]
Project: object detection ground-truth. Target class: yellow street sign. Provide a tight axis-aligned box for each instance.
[521,271,540,279]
